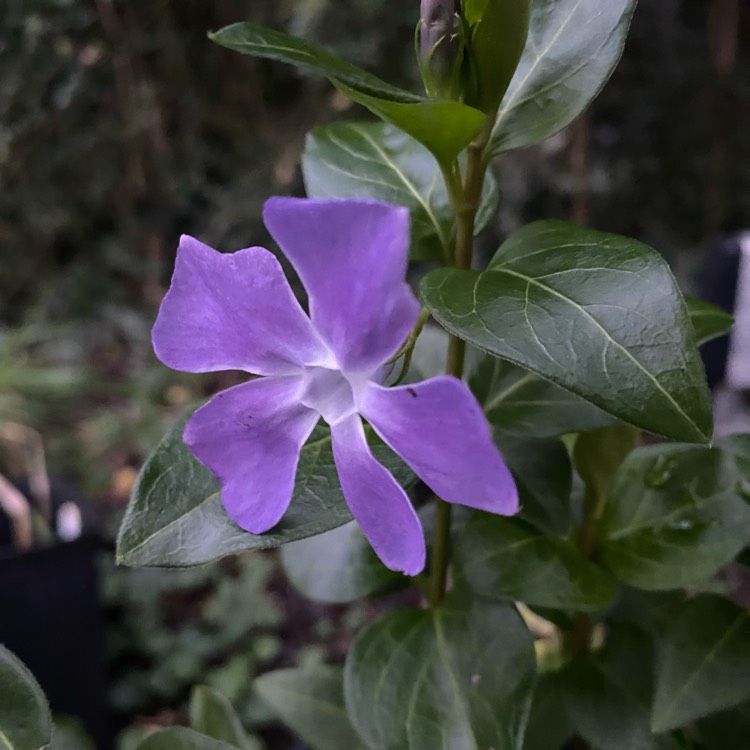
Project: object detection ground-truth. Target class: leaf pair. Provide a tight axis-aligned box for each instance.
[210,0,637,162]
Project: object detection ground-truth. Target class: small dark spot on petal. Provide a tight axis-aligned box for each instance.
[406,387,418,398]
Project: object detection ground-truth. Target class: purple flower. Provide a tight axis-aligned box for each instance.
[152,198,518,575]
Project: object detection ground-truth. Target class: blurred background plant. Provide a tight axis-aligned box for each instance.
[0,0,747,748]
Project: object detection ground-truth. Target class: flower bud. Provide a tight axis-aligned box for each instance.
[418,0,464,99]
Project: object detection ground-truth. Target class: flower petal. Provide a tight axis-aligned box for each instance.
[184,376,319,532]
[153,235,329,376]
[359,376,519,514]
[263,198,420,372]
[330,414,426,575]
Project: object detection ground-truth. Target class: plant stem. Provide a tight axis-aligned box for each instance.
[427,124,494,606]
[566,423,638,655]
[428,500,453,604]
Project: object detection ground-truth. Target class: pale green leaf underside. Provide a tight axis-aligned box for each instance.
[303,121,498,262]
[488,0,637,156]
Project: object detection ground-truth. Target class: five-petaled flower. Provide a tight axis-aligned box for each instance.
[152,198,518,575]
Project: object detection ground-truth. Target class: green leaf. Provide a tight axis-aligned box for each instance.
[0,645,52,750]
[50,718,95,750]
[487,0,637,156]
[209,22,420,103]
[652,595,750,732]
[559,625,683,750]
[334,83,487,166]
[600,444,750,590]
[209,23,486,164]
[302,121,498,262]
[280,521,403,604]
[189,686,259,750]
[495,435,573,535]
[456,515,616,611]
[117,415,414,567]
[254,666,366,750]
[136,727,238,750]
[685,295,733,346]
[344,591,535,750]
[463,0,531,113]
[471,355,615,438]
[522,676,572,750]
[421,220,712,442]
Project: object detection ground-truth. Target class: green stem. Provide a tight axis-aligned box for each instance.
[427,123,494,606]
[389,307,431,385]
[566,423,638,655]
[428,500,453,604]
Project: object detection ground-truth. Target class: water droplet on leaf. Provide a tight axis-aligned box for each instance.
[666,518,694,531]
[645,455,677,488]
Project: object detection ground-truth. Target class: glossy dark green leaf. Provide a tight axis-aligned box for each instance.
[462,0,531,113]
[209,23,486,164]
[302,121,498,262]
[559,625,682,750]
[421,221,713,442]
[209,22,419,103]
[254,666,366,750]
[0,646,51,750]
[344,591,535,750]
[280,521,403,604]
[137,728,238,750]
[600,444,750,590]
[189,686,259,750]
[117,415,414,567]
[685,295,733,346]
[487,0,637,156]
[522,676,572,750]
[334,83,487,166]
[652,595,750,732]
[495,435,573,535]
[457,515,615,611]
[471,355,615,438]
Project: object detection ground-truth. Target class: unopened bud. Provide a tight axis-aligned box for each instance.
[418,0,464,99]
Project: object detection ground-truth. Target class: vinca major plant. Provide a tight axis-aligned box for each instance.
[3,2,749,749]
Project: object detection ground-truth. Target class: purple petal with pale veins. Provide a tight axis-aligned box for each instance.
[153,236,329,376]
[331,413,426,575]
[359,376,519,514]
[184,376,319,533]
[263,198,420,372]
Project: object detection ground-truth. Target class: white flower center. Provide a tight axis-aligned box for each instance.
[299,366,368,425]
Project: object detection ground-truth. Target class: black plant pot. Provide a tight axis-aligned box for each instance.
[0,480,111,749]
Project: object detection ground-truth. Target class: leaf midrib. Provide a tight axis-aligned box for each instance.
[481,266,706,441]
[119,433,336,562]
[349,124,450,254]
[654,610,750,731]
[490,0,584,144]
